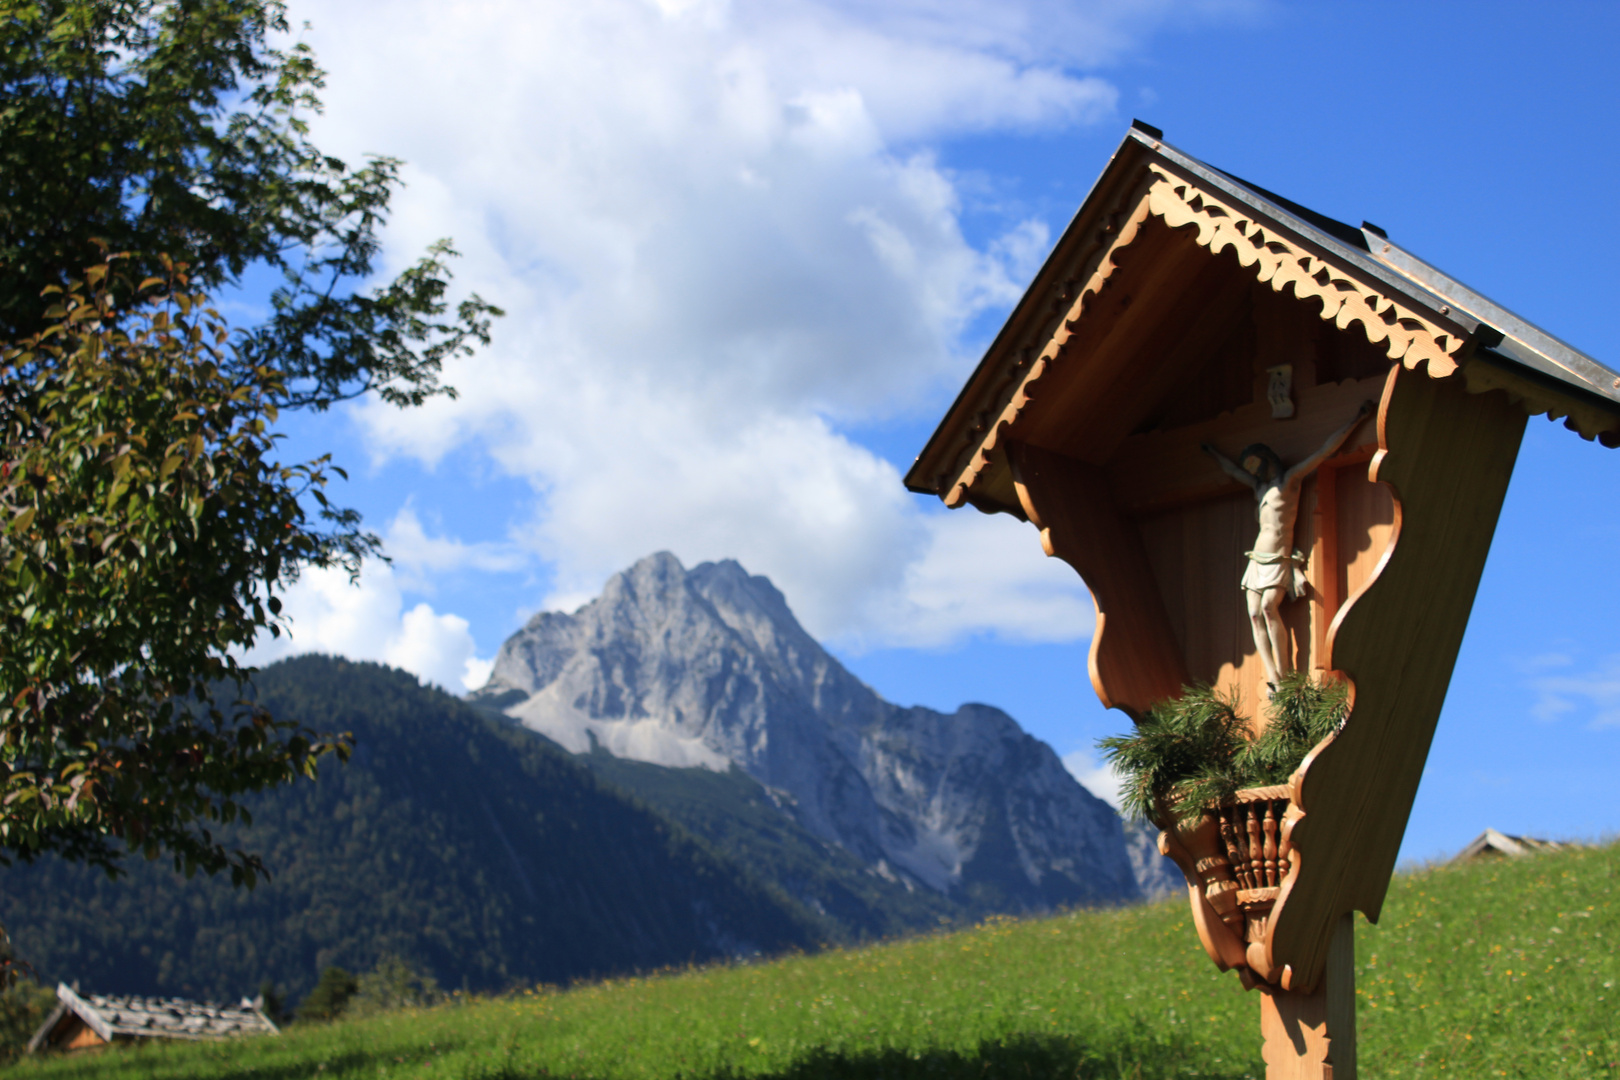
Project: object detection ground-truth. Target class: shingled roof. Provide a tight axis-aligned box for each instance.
[1453,827,1568,861]
[28,983,279,1054]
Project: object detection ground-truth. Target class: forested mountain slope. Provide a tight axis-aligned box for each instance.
[0,657,822,1003]
[578,752,963,941]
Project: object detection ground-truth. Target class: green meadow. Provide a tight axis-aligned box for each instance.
[14,840,1617,1079]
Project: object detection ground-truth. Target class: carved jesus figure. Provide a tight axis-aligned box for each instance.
[1202,400,1375,694]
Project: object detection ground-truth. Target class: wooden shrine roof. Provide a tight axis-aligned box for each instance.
[906,121,1620,515]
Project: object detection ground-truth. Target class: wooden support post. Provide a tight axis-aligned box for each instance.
[1259,913,1355,1079]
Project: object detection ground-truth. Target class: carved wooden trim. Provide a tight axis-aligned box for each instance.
[1146,163,1467,378]
[1155,784,1301,986]
[942,169,1161,508]
[1156,815,1248,973]
[939,166,1473,511]
[1462,354,1620,447]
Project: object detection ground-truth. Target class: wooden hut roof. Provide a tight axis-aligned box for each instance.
[1453,827,1567,861]
[906,121,1620,516]
[28,983,279,1053]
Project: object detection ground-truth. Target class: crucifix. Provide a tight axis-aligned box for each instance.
[1202,400,1373,695]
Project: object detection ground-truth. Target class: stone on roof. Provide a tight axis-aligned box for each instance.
[27,983,279,1054]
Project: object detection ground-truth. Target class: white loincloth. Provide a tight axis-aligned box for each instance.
[1241,549,1308,599]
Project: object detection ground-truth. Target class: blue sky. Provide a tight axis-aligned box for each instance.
[253,0,1620,863]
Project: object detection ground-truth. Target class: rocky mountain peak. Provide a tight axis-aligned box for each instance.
[474,553,1144,909]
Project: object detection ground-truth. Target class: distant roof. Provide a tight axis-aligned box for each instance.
[28,983,278,1053]
[1453,827,1568,862]
[907,121,1620,501]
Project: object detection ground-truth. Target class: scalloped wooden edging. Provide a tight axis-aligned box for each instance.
[941,165,1471,509]
[1145,167,1466,377]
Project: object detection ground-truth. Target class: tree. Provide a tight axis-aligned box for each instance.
[348,955,440,1018]
[0,0,502,892]
[0,262,369,885]
[0,0,500,410]
[0,0,501,987]
[297,965,357,1022]
[256,980,285,1025]
[0,977,55,1061]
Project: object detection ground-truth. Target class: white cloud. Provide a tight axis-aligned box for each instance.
[245,561,494,694]
[847,509,1094,650]
[796,1,1262,73]
[1527,653,1620,730]
[1062,748,1124,809]
[381,504,529,593]
[277,0,1248,648]
[521,409,929,641]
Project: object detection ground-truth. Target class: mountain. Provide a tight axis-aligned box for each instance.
[577,752,962,941]
[1122,818,1184,900]
[470,552,1143,922]
[0,657,823,1004]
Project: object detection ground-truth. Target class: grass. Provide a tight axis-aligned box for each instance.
[13,840,1618,1079]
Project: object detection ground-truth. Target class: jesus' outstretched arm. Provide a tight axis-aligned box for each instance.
[1281,400,1376,488]
[1201,442,1261,490]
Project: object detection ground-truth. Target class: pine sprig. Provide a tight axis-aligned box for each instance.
[1099,674,1349,827]
[1098,684,1247,825]
[1236,673,1348,786]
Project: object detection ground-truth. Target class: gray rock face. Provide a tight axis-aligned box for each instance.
[1122,817,1185,900]
[475,552,1141,910]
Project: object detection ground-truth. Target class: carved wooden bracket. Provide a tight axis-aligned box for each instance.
[1160,365,1524,994]
[1007,441,1186,716]
[1263,362,1526,992]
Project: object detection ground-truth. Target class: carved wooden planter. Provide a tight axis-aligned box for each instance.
[1219,785,1294,942]
[1160,784,1297,986]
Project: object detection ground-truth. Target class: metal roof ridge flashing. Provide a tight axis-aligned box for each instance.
[1361,227,1620,406]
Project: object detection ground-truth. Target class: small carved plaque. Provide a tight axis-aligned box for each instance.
[1267,364,1295,419]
